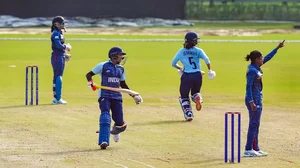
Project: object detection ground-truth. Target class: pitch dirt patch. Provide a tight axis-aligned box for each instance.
[1,27,300,36]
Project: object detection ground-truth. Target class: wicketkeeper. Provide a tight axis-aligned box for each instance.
[86,46,143,149]
[50,16,72,104]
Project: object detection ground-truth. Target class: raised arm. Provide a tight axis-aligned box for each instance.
[263,40,285,64]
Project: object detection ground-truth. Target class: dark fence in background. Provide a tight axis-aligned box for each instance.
[2,0,300,21]
[0,0,186,19]
[186,0,300,21]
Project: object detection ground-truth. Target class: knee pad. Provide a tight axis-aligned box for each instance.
[191,93,203,103]
[110,122,127,135]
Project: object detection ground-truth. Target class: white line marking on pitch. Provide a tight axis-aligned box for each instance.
[101,158,129,168]
[127,158,156,168]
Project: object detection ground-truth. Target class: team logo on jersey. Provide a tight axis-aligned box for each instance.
[257,71,263,79]
[106,70,110,73]
[108,77,120,83]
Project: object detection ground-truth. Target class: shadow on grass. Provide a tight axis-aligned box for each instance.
[39,148,101,155]
[132,120,187,126]
[187,158,225,166]
[0,103,54,109]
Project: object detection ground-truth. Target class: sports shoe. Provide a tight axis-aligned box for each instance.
[184,111,194,121]
[100,142,108,150]
[52,98,67,105]
[113,134,120,142]
[193,93,203,111]
[243,149,262,157]
[256,150,268,156]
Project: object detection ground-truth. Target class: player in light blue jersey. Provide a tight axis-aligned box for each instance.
[50,16,72,104]
[86,47,143,149]
[171,31,216,121]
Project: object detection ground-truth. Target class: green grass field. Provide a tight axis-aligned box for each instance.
[0,29,300,168]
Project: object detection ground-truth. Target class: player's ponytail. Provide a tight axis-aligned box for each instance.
[245,50,262,63]
[51,25,55,32]
[184,42,193,49]
[245,54,251,61]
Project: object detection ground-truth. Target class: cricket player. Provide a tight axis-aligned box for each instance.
[51,16,72,104]
[86,46,143,149]
[244,40,285,157]
[171,31,216,121]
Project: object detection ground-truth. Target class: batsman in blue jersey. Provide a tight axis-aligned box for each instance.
[243,40,285,157]
[86,47,143,149]
[171,31,216,121]
[50,16,72,104]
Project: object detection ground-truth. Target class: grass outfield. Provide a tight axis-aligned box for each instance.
[0,32,299,168]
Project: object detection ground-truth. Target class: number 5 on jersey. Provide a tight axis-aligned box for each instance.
[189,57,197,69]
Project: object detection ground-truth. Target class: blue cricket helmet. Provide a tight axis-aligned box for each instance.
[108,47,126,58]
[184,31,199,42]
[52,16,65,25]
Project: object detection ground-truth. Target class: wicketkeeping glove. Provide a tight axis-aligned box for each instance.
[65,53,71,62]
[65,43,72,51]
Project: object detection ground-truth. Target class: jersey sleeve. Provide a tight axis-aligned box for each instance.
[263,48,277,64]
[120,70,126,81]
[171,50,181,68]
[92,62,105,75]
[52,31,66,50]
[245,69,256,102]
[198,49,210,64]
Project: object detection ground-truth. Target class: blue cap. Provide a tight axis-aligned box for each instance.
[108,47,126,58]
[184,31,199,42]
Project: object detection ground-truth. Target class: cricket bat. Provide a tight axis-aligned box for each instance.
[95,85,139,95]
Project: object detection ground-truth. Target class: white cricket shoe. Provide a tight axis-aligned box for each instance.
[256,150,268,156]
[243,149,262,157]
[52,98,67,105]
[113,134,120,142]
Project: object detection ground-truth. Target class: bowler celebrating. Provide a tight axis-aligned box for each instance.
[244,40,285,157]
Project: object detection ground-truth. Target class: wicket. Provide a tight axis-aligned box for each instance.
[25,66,39,105]
[224,112,241,163]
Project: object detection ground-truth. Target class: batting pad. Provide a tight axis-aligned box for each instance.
[99,111,111,145]
[179,97,192,113]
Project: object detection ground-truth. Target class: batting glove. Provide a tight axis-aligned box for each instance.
[132,95,143,105]
[88,80,97,91]
[208,69,216,80]
[177,69,183,76]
